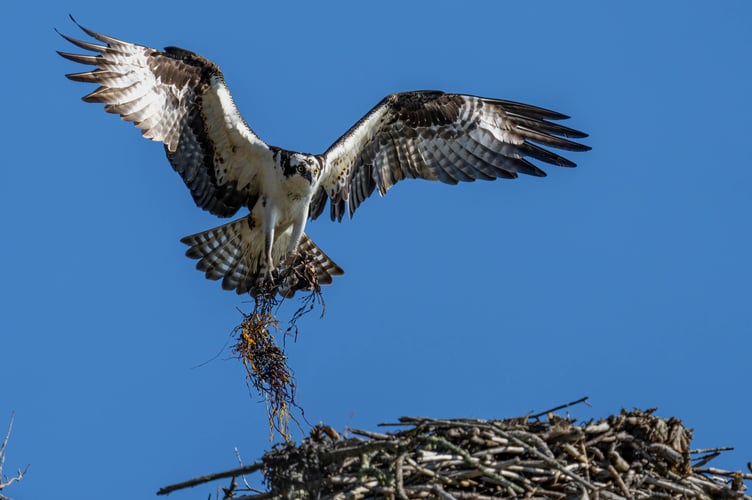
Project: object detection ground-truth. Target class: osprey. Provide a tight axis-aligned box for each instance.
[59,20,590,297]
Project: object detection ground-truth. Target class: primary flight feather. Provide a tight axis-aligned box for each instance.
[58,19,590,297]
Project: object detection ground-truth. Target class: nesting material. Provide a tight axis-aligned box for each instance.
[250,252,324,300]
[234,254,325,441]
[234,310,297,441]
[169,408,750,499]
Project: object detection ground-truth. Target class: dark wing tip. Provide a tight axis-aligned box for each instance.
[57,51,99,67]
[549,126,589,140]
[566,130,589,140]
[482,97,591,154]
[59,14,88,38]
[484,98,572,121]
[56,14,82,37]
[67,14,98,40]
[59,15,130,50]
[552,158,576,168]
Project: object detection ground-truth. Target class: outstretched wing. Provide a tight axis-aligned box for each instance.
[58,18,272,217]
[312,91,591,221]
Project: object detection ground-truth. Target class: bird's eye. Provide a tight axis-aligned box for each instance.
[297,165,305,173]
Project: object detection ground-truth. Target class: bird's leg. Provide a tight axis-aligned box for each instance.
[283,208,309,267]
[262,198,278,281]
[264,230,275,281]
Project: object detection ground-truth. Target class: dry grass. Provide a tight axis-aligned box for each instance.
[234,253,325,441]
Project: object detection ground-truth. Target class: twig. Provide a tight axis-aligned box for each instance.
[690,447,735,455]
[404,456,459,486]
[0,466,28,492]
[492,426,595,492]
[234,448,254,491]
[695,467,752,480]
[529,396,591,420]
[421,435,526,494]
[607,464,632,498]
[0,413,13,481]
[641,476,701,496]
[0,413,29,493]
[349,428,391,440]
[157,463,263,496]
[394,453,408,500]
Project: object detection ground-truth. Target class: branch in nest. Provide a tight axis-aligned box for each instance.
[157,463,263,496]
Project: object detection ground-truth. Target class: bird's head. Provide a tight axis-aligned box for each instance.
[283,153,322,186]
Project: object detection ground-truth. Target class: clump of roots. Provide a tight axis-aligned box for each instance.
[234,253,326,441]
[234,310,299,441]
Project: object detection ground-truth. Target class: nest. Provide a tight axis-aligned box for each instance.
[159,406,751,499]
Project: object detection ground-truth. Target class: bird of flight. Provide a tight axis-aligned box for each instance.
[59,19,590,298]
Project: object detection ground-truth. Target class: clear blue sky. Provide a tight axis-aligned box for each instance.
[2,1,750,498]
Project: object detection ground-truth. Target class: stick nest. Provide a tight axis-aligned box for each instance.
[251,409,750,499]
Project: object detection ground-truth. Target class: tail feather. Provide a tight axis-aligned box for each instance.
[180,216,343,296]
[296,235,344,286]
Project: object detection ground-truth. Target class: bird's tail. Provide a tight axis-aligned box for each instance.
[180,215,343,297]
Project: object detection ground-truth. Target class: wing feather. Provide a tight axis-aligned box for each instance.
[444,140,499,181]
[58,19,271,218]
[317,91,590,221]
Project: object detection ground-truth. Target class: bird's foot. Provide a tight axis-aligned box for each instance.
[281,251,299,269]
[263,267,276,284]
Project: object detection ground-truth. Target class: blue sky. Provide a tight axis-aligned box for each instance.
[2,1,751,498]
